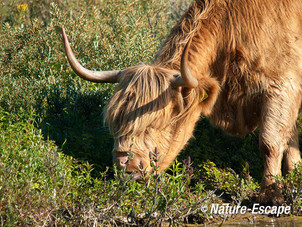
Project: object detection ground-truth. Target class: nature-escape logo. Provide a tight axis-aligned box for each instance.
[200,203,291,217]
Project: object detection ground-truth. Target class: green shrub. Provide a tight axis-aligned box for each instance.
[198,160,259,204]
[279,162,302,215]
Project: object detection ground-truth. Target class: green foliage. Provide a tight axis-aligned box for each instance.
[0,109,78,224]
[97,156,213,226]
[279,162,302,215]
[180,117,263,182]
[199,160,259,204]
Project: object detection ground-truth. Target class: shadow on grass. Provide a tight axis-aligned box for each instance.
[180,118,264,182]
[36,80,115,175]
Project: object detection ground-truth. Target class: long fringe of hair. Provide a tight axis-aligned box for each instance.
[104,64,198,139]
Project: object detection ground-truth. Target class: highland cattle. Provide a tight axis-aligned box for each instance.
[62,0,302,204]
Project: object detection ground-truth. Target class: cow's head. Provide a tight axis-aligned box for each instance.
[61,28,217,177]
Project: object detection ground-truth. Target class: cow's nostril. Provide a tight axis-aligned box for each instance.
[120,159,129,167]
[115,156,129,168]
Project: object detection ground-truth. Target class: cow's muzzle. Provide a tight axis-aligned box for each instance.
[114,155,129,168]
[113,150,129,168]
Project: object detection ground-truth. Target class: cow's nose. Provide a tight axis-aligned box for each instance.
[115,156,129,168]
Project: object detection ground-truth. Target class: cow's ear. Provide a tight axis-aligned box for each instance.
[198,77,220,116]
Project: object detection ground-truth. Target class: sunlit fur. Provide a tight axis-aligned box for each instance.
[105,65,199,172]
[104,0,302,204]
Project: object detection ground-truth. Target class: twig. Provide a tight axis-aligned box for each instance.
[143,175,160,226]
[47,165,73,217]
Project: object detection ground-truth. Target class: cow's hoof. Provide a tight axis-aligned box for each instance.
[257,183,284,206]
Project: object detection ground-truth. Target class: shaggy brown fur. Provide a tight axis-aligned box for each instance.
[104,0,302,204]
[106,65,200,172]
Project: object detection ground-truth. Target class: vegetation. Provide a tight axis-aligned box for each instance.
[0,0,301,225]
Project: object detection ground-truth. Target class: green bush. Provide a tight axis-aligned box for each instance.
[199,160,259,203]
[279,162,302,215]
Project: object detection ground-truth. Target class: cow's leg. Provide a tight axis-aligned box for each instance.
[258,88,301,205]
[258,134,284,205]
[282,125,301,175]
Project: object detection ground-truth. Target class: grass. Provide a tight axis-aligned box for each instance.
[0,0,301,225]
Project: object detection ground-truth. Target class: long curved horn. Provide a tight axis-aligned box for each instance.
[172,38,198,88]
[61,28,120,83]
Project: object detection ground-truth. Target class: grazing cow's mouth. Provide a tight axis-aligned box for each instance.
[113,149,150,181]
[113,150,130,168]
